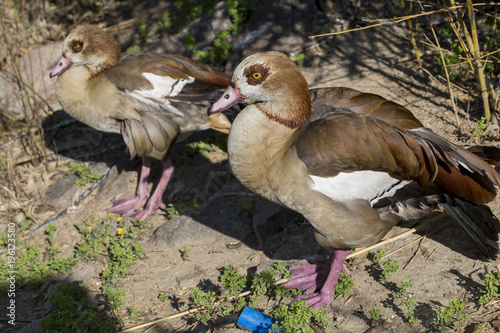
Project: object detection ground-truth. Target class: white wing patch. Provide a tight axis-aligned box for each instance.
[127,72,195,116]
[310,171,409,206]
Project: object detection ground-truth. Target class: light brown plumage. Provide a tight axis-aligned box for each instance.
[210,51,500,308]
[50,25,232,219]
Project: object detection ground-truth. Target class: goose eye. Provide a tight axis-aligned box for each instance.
[72,42,82,52]
[252,72,262,79]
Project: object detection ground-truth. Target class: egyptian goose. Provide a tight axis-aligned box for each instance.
[49,25,232,220]
[209,51,500,309]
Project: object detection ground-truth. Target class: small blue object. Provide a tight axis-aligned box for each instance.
[237,306,281,332]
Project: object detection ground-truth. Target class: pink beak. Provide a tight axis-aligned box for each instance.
[49,55,72,78]
[209,83,244,114]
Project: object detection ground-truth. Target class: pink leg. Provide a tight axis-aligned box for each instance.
[131,159,173,220]
[107,157,152,215]
[285,248,350,309]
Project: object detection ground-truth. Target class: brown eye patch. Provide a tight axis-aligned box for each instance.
[69,40,83,53]
[244,63,270,86]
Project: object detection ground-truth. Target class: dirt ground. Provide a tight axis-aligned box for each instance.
[1,0,500,332]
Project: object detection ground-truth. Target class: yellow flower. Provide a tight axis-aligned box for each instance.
[117,229,123,235]
[98,238,101,242]
[108,212,112,217]
[117,217,123,222]
[193,203,199,210]
[88,226,92,231]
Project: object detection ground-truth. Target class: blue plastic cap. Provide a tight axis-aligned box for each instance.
[237,306,281,332]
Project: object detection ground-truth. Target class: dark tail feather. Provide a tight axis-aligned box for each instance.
[440,195,500,259]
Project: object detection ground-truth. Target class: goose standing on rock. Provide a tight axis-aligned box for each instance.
[50,25,232,220]
[209,51,500,309]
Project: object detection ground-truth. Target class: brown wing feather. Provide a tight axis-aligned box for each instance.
[309,87,423,129]
[296,110,500,205]
[409,128,500,204]
[105,52,230,103]
[295,111,433,182]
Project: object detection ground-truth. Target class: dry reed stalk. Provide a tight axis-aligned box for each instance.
[418,0,461,127]
[400,0,422,67]
[467,0,492,121]
[309,6,463,39]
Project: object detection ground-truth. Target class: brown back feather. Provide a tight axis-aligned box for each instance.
[309,87,423,129]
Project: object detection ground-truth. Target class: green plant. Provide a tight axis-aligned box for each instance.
[271,300,329,332]
[368,307,382,326]
[393,278,417,324]
[128,307,139,321]
[433,298,469,330]
[220,265,247,311]
[381,259,399,280]
[102,283,127,309]
[373,249,386,265]
[75,220,107,260]
[190,287,217,325]
[474,116,487,137]
[437,16,500,82]
[176,139,221,165]
[138,22,148,43]
[158,293,170,303]
[126,45,142,52]
[0,228,9,247]
[479,271,500,306]
[166,203,182,219]
[193,30,232,65]
[294,53,306,68]
[0,231,76,291]
[18,213,31,232]
[177,0,258,65]
[334,272,354,298]
[221,265,247,294]
[250,262,294,301]
[436,33,469,82]
[373,249,399,280]
[173,0,218,30]
[75,216,147,310]
[242,202,255,217]
[45,223,57,246]
[158,12,171,32]
[68,163,102,186]
[40,281,114,333]
[89,0,104,7]
[180,247,191,261]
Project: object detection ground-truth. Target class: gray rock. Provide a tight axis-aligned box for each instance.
[45,173,78,210]
[63,263,101,286]
[0,41,63,119]
[95,156,139,204]
[18,319,43,333]
[149,196,252,248]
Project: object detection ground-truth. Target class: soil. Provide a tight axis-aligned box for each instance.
[1,1,500,332]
